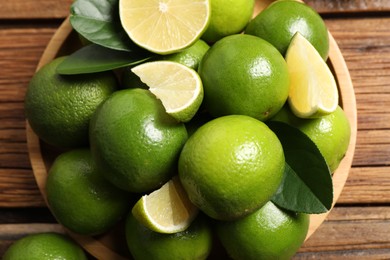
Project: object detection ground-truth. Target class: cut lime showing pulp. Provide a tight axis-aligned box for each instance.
[286,33,338,118]
[132,61,204,122]
[131,176,199,234]
[119,0,210,54]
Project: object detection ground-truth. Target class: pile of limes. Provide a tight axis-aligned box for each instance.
[7,0,352,259]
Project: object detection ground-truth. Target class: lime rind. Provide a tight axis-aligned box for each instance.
[286,32,338,118]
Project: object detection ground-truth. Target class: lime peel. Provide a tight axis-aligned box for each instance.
[286,32,338,118]
[131,176,199,234]
[131,61,204,122]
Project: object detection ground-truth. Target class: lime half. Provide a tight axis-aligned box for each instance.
[132,176,199,234]
[132,61,204,122]
[119,0,210,54]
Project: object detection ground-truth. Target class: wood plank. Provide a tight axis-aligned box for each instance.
[295,206,390,258]
[338,167,390,204]
[306,0,390,14]
[0,1,72,19]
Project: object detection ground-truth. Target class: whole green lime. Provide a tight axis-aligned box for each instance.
[246,0,329,59]
[271,105,351,172]
[46,149,131,235]
[216,201,310,260]
[25,56,117,148]
[126,213,212,260]
[89,88,188,193]
[122,40,209,89]
[3,232,87,260]
[179,115,285,220]
[202,0,255,42]
[198,34,289,121]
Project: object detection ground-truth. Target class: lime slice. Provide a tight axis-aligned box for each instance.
[131,176,199,234]
[132,61,204,122]
[119,0,211,54]
[286,32,338,118]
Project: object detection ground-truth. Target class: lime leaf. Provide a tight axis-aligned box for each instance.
[56,44,151,75]
[70,0,134,51]
[267,121,333,214]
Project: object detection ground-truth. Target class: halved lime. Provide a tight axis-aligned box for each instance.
[132,61,204,122]
[119,0,210,54]
[131,176,199,234]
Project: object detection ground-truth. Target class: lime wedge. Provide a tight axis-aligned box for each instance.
[131,176,199,234]
[119,0,211,54]
[286,32,338,118]
[132,61,204,122]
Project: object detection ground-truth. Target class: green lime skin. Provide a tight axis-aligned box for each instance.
[3,232,87,260]
[216,201,310,260]
[271,105,351,172]
[89,88,188,193]
[126,213,213,260]
[198,34,289,121]
[25,56,117,148]
[179,115,285,221]
[46,149,131,236]
[246,0,329,60]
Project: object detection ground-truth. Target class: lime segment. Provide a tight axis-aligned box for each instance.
[286,33,338,118]
[119,0,210,54]
[132,61,204,122]
[132,176,199,234]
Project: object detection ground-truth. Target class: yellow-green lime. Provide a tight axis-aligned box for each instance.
[271,105,351,172]
[46,149,131,235]
[89,88,188,193]
[178,115,285,220]
[131,61,204,122]
[216,201,310,260]
[198,34,289,121]
[286,33,338,118]
[246,0,329,59]
[119,0,211,54]
[126,213,212,260]
[3,232,87,260]
[25,56,117,148]
[202,0,255,42]
[132,176,199,234]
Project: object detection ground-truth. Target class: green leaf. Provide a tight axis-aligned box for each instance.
[56,44,151,75]
[267,121,333,214]
[70,0,133,51]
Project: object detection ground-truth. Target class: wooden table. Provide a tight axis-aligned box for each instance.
[1,0,390,258]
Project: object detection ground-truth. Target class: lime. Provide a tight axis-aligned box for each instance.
[202,0,255,42]
[119,0,210,54]
[245,0,329,59]
[160,39,210,70]
[89,88,188,193]
[271,105,351,172]
[286,33,338,118]
[178,115,285,220]
[46,149,131,235]
[198,34,289,121]
[3,232,87,260]
[132,176,199,234]
[25,56,117,148]
[131,61,204,122]
[216,201,310,260]
[126,213,212,260]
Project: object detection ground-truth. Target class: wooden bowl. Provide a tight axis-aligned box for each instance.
[26,1,357,259]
